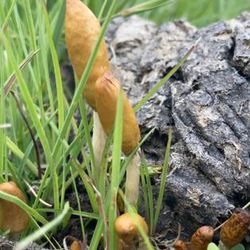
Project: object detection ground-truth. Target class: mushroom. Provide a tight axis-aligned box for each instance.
[65,0,110,168]
[190,226,214,250]
[65,0,110,110]
[0,181,29,233]
[95,72,141,206]
[65,0,142,206]
[115,212,148,249]
[219,209,250,249]
[69,240,82,250]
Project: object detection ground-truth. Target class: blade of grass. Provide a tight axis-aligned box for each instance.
[134,39,199,112]
[6,136,37,175]
[117,0,170,17]
[0,0,16,32]
[108,89,123,250]
[70,167,86,241]
[4,50,39,96]
[71,160,99,213]
[15,202,71,250]
[153,128,172,232]
[50,0,66,55]
[141,158,154,234]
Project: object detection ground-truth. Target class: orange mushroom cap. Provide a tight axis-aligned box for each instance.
[114,212,148,243]
[65,0,110,109]
[70,240,81,250]
[0,181,29,233]
[95,72,141,155]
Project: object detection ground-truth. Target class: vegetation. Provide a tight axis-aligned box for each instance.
[0,0,249,249]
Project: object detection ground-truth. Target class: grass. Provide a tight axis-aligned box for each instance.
[0,0,249,249]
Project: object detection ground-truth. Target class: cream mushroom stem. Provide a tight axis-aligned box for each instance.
[92,111,107,180]
[125,151,141,207]
[92,111,140,206]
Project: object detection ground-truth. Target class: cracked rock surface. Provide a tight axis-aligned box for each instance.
[107,14,250,240]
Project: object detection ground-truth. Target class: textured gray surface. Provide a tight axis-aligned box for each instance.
[0,236,48,250]
[107,14,250,240]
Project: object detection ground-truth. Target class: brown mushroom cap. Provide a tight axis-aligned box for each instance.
[174,240,188,250]
[114,212,148,243]
[95,72,141,155]
[220,209,250,248]
[0,181,29,233]
[191,226,214,250]
[65,0,110,109]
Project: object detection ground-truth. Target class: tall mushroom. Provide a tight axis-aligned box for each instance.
[65,0,110,168]
[65,0,141,205]
[0,181,29,233]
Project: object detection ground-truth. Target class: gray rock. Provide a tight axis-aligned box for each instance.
[107,13,250,240]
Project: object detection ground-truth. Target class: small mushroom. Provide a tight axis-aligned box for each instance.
[95,73,141,206]
[115,212,148,249]
[219,209,250,249]
[0,181,29,233]
[190,226,214,250]
[70,240,82,250]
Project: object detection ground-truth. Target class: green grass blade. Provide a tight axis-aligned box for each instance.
[153,128,172,232]
[15,202,71,250]
[4,50,39,96]
[108,90,123,250]
[0,0,16,31]
[118,0,170,17]
[142,158,154,234]
[134,39,199,112]
[6,136,37,176]
[70,167,86,240]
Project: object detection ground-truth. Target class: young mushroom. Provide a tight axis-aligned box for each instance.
[115,212,148,249]
[190,226,214,250]
[219,209,250,249]
[0,181,29,233]
[65,0,111,110]
[66,0,141,206]
[65,0,110,168]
